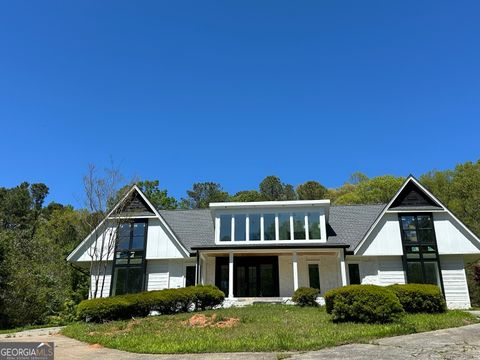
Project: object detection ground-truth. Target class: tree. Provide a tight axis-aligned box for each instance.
[82,164,133,299]
[334,175,404,205]
[296,181,327,200]
[229,190,264,202]
[136,180,177,209]
[181,182,229,208]
[259,176,284,201]
[259,176,296,201]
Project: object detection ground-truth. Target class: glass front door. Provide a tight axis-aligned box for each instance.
[216,256,279,297]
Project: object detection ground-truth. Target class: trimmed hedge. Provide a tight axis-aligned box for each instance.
[325,285,404,323]
[292,287,320,307]
[77,285,225,322]
[388,284,446,313]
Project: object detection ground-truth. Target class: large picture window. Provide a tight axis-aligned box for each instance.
[217,211,323,242]
[111,220,147,296]
[399,214,442,289]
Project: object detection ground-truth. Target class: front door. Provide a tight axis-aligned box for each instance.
[215,256,279,297]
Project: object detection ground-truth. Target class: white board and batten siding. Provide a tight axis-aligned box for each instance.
[145,219,187,259]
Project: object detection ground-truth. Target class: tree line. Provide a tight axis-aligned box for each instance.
[0,159,479,329]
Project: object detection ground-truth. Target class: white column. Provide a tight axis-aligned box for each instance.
[292,252,299,291]
[339,250,347,286]
[228,252,234,299]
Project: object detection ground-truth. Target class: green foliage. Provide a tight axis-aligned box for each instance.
[259,176,296,201]
[77,285,225,322]
[77,297,135,322]
[388,284,446,313]
[296,181,327,200]
[192,285,226,310]
[325,285,404,323]
[292,287,319,307]
[181,182,229,208]
[0,183,88,329]
[136,180,177,209]
[334,175,405,205]
[229,190,264,202]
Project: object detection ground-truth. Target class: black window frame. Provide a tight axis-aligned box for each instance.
[399,213,444,293]
[110,219,148,296]
[348,263,361,285]
[185,265,196,287]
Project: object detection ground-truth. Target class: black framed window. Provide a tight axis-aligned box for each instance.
[308,264,321,290]
[348,264,361,285]
[185,266,196,287]
[399,214,442,289]
[111,220,147,296]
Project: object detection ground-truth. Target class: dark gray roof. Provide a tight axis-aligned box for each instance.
[158,204,386,253]
[158,209,214,252]
[327,204,386,250]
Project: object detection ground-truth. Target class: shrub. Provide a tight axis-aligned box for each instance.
[191,285,225,310]
[77,285,225,322]
[292,287,319,307]
[388,284,446,313]
[77,297,134,322]
[324,285,404,323]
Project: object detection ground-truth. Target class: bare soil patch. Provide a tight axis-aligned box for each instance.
[185,313,239,328]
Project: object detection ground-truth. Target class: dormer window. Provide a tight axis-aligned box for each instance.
[214,204,327,243]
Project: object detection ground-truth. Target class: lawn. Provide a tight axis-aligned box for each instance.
[62,304,478,354]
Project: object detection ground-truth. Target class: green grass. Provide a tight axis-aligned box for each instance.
[62,304,478,354]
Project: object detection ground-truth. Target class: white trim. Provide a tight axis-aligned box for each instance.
[210,199,330,209]
[354,176,480,254]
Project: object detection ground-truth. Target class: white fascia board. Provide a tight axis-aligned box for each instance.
[209,199,330,209]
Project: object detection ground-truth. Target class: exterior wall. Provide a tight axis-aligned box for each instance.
[434,213,480,255]
[440,255,471,309]
[146,258,196,291]
[145,219,186,259]
[278,255,294,297]
[89,262,112,298]
[347,256,405,286]
[357,213,403,256]
[146,260,169,291]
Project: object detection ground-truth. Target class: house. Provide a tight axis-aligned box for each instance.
[67,176,480,309]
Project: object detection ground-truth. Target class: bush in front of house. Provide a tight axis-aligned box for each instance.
[324,285,404,323]
[388,284,446,313]
[191,285,226,311]
[77,296,135,322]
[77,285,225,322]
[292,287,320,307]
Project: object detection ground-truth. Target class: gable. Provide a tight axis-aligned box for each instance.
[115,191,155,216]
[354,175,480,255]
[389,181,442,209]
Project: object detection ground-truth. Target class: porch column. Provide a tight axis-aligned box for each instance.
[195,251,200,285]
[292,252,299,291]
[228,252,234,299]
[339,250,347,286]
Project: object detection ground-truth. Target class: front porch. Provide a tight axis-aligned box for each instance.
[196,248,348,299]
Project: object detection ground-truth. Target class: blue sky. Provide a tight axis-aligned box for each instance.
[1,1,479,207]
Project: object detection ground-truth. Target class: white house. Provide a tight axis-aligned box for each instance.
[67,176,480,309]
